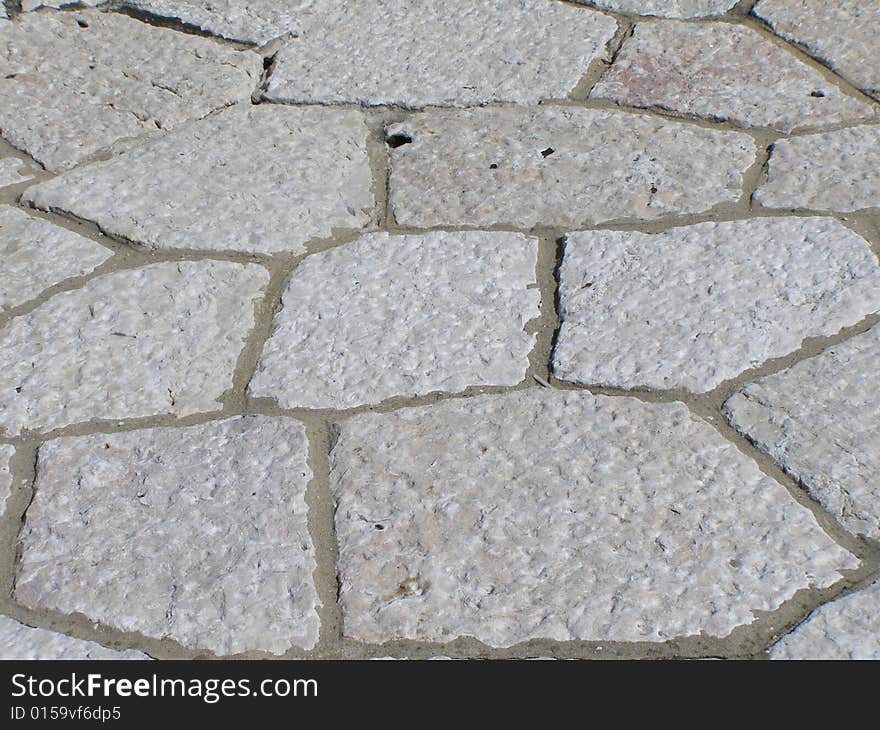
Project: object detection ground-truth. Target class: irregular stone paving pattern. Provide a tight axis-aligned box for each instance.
[724,324,880,540]
[770,580,880,659]
[0,443,12,516]
[0,205,112,310]
[754,125,880,212]
[264,0,618,107]
[579,0,737,17]
[249,231,541,410]
[553,217,880,392]
[0,10,261,171]
[332,389,856,646]
[387,107,754,229]
[123,0,309,44]
[0,261,267,435]
[591,21,875,132]
[0,616,149,660]
[0,158,32,188]
[754,0,880,100]
[15,417,319,656]
[24,104,374,255]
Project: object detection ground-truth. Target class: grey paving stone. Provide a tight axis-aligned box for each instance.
[591,21,875,132]
[123,0,307,44]
[387,107,754,229]
[0,261,268,435]
[578,0,737,17]
[724,324,880,540]
[264,0,618,107]
[331,389,856,645]
[770,580,880,659]
[249,231,540,409]
[24,105,374,255]
[0,616,149,660]
[553,217,880,392]
[15,416,318,655]
[0,159,34,188]
[754,0,880,100]
[0,444,12,517]
[755,125,880,213]
[0,10,261,171]
[0,206,113,311]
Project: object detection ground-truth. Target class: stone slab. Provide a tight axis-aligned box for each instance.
[0,261,268,435]
[249,231,540,409]
[754,125,880,212]
[724,324,880,539]
[331,389,856,645]
[0,443,12,517]
[0,205,113,311]
[264,0,618,107]
[387,107,754,229]
[24,104,374,255]
[591,21,874,131]
[0,10,261,171]
[0,616,149,660]
[578,1,737,18]
[553,217,880,392]
[0,158,34,188]
[15,416,319,655]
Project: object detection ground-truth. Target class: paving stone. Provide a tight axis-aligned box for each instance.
[15,416,318,655]
[22,1,106,9]
[591,22,874,132]
[387,107,754,229]
[754,125,880,212]
[579,1,737,17]
[0,159,34,188]
[724,324,880,540]
[769,580,880,659]
[0,10,262,171]
[250,231,540,410]
[0,206,113,311]
[264,0,618,107]
[754,0,880,100]
[0,261,267,435]
[553,217,880,392]
[0,616,149,660]
[123,0,306,44]
[331,389,856,645]
[0,443,12,516]
[24,105,374,255]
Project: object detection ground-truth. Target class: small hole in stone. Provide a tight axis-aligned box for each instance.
[386,133,413,148]
[489,163,498,169]
[374,524,385,531]
[541,147,555,158]
[650,184,658,194]
[810,89,826,97]
[77,19,90,28]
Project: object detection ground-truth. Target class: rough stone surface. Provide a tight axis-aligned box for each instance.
[754,0,880,100]
[0,205,113,311]
[15,416,319,656]
[250,231,540,410]
[724,324,880,540]
[264,0,618,107]
[579,1,737,17]
[770,580,880,659]
[754,126,880,212]
[0,443,12,516]
[22,1,106,9]
[387,107,754,229]
[0,10,262,171]
[591,22,874,132]
[553,217,880,392]
[123,0,307,44]
[0,158,32,188]
[0,616,149,660]
[331,389,856,645]
[24,105,374,255]
[0,261,268,435]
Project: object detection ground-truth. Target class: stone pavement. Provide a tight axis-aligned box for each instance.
[0,1,877,660]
